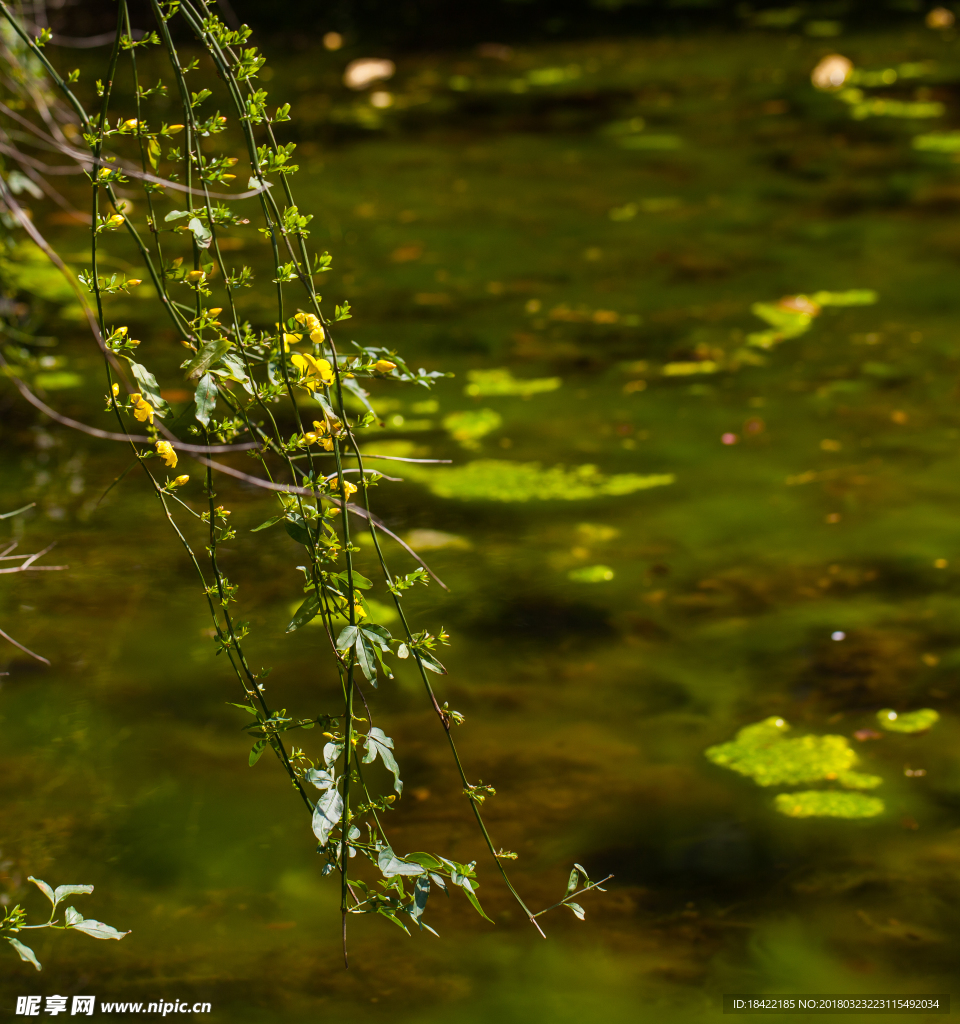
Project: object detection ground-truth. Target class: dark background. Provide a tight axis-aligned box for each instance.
[46,0,940,52]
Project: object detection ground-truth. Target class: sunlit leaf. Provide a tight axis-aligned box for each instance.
[311,787,343,846]
[6,937,41,971]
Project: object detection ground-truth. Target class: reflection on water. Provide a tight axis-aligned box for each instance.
[4,23,960,1022]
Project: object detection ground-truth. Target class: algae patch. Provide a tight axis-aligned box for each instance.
[877,708,939,733]
[706,717,885,819]
[774,791,885,819]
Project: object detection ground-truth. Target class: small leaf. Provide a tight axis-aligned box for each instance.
[64,906,84,926]
[566,867,580,896]
[249,738,267,765]
[459,882,494,923]
[69,917,129,940]
[397,643,409,659]
[306,767,335,791]
[312,786,343,846]
[184,338,232,380]
[283,516,314,547]
[227,702,258,716]
[286,593,320,633]
[53,884,94,906]
[415,649,447,675]
[335,625,359,652]
[363,726,402,794]
[194,372,218,426]
[376,907,411,934]
[323,740,344,767]
[411,875,430,927]
[429,871,448,893]
[360,624,392,649]
[404,851,444,872]
[187,216,213,249]
[6,937,41,971]
[354,632,377,681]
[250,513,285,533]
[27,876,54,905]
[336,570,373,590]
[377,846,425,878]
[130,362,171,416]
[565,901,585,921]
[163,209,191,222]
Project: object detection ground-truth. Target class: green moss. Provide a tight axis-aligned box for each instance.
[705,717,881,789]
[876,708,940,733]
[774,791,885,819]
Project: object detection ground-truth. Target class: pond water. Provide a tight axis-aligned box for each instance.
[3,25,960,1022]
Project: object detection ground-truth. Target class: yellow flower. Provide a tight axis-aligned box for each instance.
[172,474,190,488]
[309,328,325,344]
[186,269,206,284]
[111,383,119,396]
[374,359,397,373]
[130,392,154,424]
[339,480,358,499]
[156,440,177,468]
[105,214,124,228]
[290,352,334,388]
[294,312,321,331]
[282,332,302,350]
[354,602,367,619]
[209,307,223,316]
[123,118,138,130]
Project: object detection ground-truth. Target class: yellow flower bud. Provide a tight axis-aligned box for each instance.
[111,383,119,396]
[168,124,184,133]
[155,440,177,468]
[127,279,142,287]
[172,474,190,488]
[209,308,223,316]
[374,359,397,373]
[123,118,138,129]
[186,269,206,283]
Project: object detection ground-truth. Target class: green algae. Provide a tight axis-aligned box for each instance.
[397,460,675,502]
[705,717,882,789]
[876,708,940,733]
[442,408,503,447]
[774,791,885,819]
[567,564,615,583]
[463,368,562,398]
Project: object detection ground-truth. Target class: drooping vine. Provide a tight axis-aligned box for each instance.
[0,0,609,963]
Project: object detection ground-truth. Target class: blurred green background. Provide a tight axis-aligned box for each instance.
[4,5,960,1021]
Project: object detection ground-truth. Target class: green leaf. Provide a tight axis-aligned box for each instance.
[360,624,392,648]
[66,914,129,940]
[52,884,94,906]
[6,936,41,971]
[305,767,336,790]
[163,209,192,222]
[184,338,232,380]
[311,787,343,846]
[411,875,430,928]
[27,876,54,905]
[355,631,377,681]
[227,702,258,716]
[404,851,444,872]
[187,216,213,249]
[250,513,285,533]
[323,740,344,767]
[335,625,358,652]
[377,846,425,878]
[459,881,494,923]
[194,372,218,426]
[363,726,402,794]
[286,593,320,632]
[566,866,580,896]
[376,907,411,934]
[565,901,585,921]
[334,570,372,589]
[130,362,170,416]
[414,649,447,675]
[248,739,267,765]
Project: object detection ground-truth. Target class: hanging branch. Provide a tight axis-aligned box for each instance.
[0,0,610,961]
